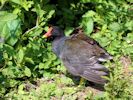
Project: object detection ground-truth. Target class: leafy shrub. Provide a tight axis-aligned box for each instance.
[0,0,133,99]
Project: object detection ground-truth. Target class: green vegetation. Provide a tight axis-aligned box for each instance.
[0,0,133,99]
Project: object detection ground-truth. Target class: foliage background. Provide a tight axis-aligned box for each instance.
[0,0,133,99]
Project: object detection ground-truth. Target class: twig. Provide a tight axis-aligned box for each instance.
[22,16,40,37]
[0,1,6,10]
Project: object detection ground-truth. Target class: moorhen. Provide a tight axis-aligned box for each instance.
[43,26,112,85]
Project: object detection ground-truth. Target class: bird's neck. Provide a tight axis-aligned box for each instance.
[53,36,64,41]
[52,36,67,57]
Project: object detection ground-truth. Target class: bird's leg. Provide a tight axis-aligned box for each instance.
[79,78,86,86]
[77,78,86,90]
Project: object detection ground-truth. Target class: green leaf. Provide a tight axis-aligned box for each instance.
[24,57,34,64]
[2,66,21,78]
[8,79,18,87]
[65,27,74,36]
[125,21,133,31]
[17,49,24,63]
[82,10,96,17]
[2,67,15,78]
[24,67,31,77]
[0,23,10,40]
[10,0,34,11]
[109,22,121,32]
[43,60,52,69]
[126,33,133,43]
[0,12,22,46]
[46,10,55,19]
[10,0,21,5]
[43,71,53,78]
[3,44,15,56]
[28,27,43,37]
[0,12,17,21]
[126,0,133,3]
[39,63,45,69]
[18,84,25,94]
[80,0,91,3]
[81,17,94,34]
[99,37,110,47]
[63,87,76,94]
[54,88,63,97]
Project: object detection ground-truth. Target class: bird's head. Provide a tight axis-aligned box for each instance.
[43,26,65,38]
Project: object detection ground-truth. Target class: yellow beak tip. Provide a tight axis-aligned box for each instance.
[42,35,47,38]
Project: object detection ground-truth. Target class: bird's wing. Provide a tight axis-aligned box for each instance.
[60,38,109,84]
[71,32,113,62]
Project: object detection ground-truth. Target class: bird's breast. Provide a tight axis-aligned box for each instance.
[52,37,68,57]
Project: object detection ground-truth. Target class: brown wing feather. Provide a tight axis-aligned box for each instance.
[70,29,112,61]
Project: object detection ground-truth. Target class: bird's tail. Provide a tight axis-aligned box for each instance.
[81,64,108,84]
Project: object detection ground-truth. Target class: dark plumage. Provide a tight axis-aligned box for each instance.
[43,26,113,84]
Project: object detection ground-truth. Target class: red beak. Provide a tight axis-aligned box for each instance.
[43,27,53,38]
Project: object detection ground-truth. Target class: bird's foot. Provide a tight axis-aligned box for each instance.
[78,78,86,88]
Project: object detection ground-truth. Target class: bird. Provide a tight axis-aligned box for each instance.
[43,26,113,85]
